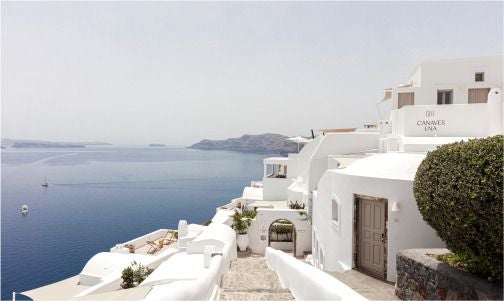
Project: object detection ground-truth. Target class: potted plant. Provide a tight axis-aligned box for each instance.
[232,209,256,251]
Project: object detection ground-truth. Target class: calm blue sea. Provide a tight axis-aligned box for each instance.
[1,146,267,300]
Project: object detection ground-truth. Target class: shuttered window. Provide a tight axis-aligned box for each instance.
[398,92,414,108]
[468,88,490,104]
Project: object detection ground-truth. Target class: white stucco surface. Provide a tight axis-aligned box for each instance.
[265,247,367,301]
[312,155,445,282]
[242,186,263,201]
[247,208,311,256]
[338,153,426,181]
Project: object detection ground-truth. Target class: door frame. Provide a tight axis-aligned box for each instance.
[268,219,297,257]
[352,194,388,280]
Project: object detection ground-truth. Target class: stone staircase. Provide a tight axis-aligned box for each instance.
[219,255,294,301]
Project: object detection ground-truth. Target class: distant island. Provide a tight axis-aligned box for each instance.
[189,133,305,154]
[1,138,111,149]
[149,144,166,147]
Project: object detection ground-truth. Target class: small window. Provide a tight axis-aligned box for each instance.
[398,92,415,108]
[475,72,484,82]
[331,196,341,231]
[437,90,453,105]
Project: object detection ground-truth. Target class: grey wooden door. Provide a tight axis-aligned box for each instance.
[357,197,386,278]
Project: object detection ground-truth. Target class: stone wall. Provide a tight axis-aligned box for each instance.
[395,249,503,300]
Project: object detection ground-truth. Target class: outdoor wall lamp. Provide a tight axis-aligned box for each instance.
[391,201,401,212]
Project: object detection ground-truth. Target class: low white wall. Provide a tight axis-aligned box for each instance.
[392,103,491,137]
[262,177,295,201]
[312,170,445,282]
[119,229,170,250]
[144,255,223,301]
[247,208,311,256]
[270,241,294,251]
[265,247,367,301]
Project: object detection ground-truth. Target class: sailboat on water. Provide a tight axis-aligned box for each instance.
[41,177,49,187]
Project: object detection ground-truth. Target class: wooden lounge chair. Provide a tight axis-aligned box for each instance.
[146,241,160,254]
[159,231,178,246]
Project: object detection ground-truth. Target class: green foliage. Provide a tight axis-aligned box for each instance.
[270,221,294,242]
[435,253,470,272]
[121,262,154,289]
[288,201,305,209]
[414,135,503,282]
[232,209,255,235]
[241,208,257,219]
[121,266,135,289]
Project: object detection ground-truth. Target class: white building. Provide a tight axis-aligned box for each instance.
[18,55,503,300]
[310,55,503,282]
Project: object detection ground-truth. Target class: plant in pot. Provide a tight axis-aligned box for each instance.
[232,209,256,251]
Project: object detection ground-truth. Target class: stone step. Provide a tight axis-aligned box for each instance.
[219,291,294,301]
[221,271,284,291]
[229,258,270,272]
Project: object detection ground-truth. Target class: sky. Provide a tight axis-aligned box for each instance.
[1,1,503,146]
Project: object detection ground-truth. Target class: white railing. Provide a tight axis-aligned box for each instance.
[265,247,367,301]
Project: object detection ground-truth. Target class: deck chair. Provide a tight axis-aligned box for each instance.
[146,240,160,254]
[160,231,178,246]
[159,231,177,246]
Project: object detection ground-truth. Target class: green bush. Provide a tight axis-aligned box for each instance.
[288,201,305,209]
[121,266,135,289]
[121,262,154,289]
[414,135,503,281]
[232,209,256,235]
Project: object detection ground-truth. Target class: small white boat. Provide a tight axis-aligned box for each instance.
[42,177,48,187]
[21,204,28,215]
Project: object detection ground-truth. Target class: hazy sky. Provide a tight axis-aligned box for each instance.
[2,1,502,145]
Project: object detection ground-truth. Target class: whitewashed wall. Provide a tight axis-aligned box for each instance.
[391,103,490,137]
[298,133,379,192]
[391,56,503,108]
[247,208,311,256]
[262,177,295,201]
[312,170,445,282]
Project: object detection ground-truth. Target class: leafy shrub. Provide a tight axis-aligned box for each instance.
[289,201,305,209]
[414,135,503,281]
[121,266,135,289]
[232,210,255,235]
[121,262,154,289]
[241,208,257,219]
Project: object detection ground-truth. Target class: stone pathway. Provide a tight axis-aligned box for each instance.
[219,254,294,301]
[329,270,399,300]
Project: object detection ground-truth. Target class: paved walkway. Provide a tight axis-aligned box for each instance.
[219,253,294,301]
[329,270,399,300]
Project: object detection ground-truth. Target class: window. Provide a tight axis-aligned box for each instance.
[475,72,485,82]
[331,196,341,231]
[437,90,453,105]
[468,88,491,104]
[398,92,414,108]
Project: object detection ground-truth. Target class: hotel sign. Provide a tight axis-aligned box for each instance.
[416,110,446,132]
[402,104,487,137]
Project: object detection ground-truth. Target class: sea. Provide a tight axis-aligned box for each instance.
[1,146,267,300]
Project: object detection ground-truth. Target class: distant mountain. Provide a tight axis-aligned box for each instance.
[149,143,166,147]
[189,133,305,154]
[1,138,111,149]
